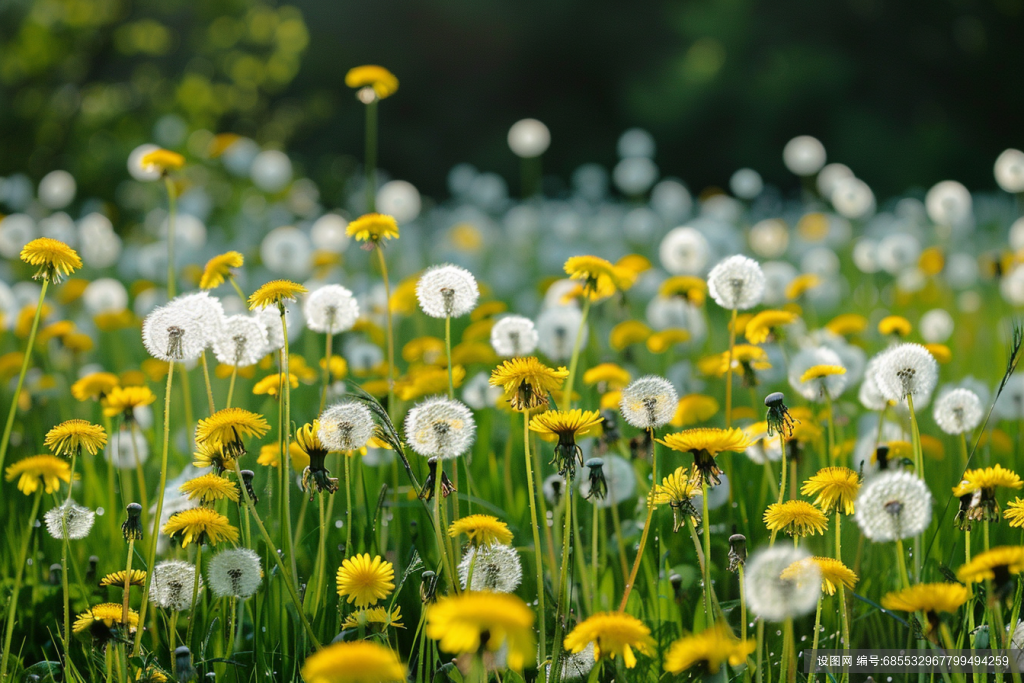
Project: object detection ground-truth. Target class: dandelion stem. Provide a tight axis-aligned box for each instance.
[185,544,203,652]
[59,449,78,651]
[319,328,333,414]
[200,351,216,415]
[375,245,396,424]
[164,176,177,297]
[0,279,49,476]
[836,513,851,657]
[619,428,658,611]
[809,594,823,683]
[122,538,135,625]
[561,297,592,411]
[345,454,353,554]
[365,99,378,212]
[550,474,575,683]
[432,460,456,593]
[895,538,912,590]
[738,563,747,643]
[778,431,788,506]
[701,478,714,624]
[0,489,42,682]
[726,308,738,428]
[445,315,454,400]
[134,361,175,655]
[522,413,548,669]
[226,365,238,408]
[279,307,298,587]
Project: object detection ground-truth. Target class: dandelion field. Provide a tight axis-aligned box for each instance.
[5,64,1024,683]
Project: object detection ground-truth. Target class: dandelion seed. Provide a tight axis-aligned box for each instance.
[318,401,376,452]
[853,470,932,541]
[207,548,263,599]
[707,255,766,311]
[44,500,95,540]
[619,375,678,430]
[304,284,359,333]
[490,315,539,357]
[457,544,523,592]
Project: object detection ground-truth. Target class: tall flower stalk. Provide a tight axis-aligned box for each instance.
[0,490,42,682]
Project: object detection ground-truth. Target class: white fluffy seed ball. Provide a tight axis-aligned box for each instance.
[416,264,479,318]
[782,135,826,176]
[995,149,1024,194]
[38,170,77,209]
[507,119,551,158]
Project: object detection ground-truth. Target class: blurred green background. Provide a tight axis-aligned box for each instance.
[2,0,1023,203]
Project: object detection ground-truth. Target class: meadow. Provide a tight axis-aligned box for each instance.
[2,64,1024,683]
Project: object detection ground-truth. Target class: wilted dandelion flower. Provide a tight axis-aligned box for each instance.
[296,419,337,497]
[162,507,239,547]
[200,251,244,290]
[663,624,756,675]
[619,375,678,429]
[416,264,479,318]
[20,237,82,284]
[212,315,269,367]
[150,560,203,611]
[458,544,523,593]
[44,500,95,540]
[707,255,766,311]
[319,401,376,452]
[933,388,983,435]
[207,548,262,599]
[563,611,654,669]
[537,306,587,361]
[5,454,71,495]
[195,408,270,457]
[853,470,932,541]
[489,357,568,411]
[142,302,206,362]
[305,284,359,333]
[45,419,108,457]
[448,514,513,547]
[404,397,475,459]
[337,553,395,608]
[873,343,939,403]
[788,347,847,402]
[579,454,636,507]
[490,315,539,357]
[300,640,406,683]
[802,467,860,515]
[743,545,821,621]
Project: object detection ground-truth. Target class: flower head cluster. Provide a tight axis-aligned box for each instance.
[853,470,932,541]
[764,500,829,537]
[345,65,399,99]
[5,454,71,495]
[873,343,939,403]
[304,284,359,333]
[248,280,307,310]
[337,554,395,608]
[490,315,539,357]
[788,347,847,402]
[658,428,752,486]
[207,548,263,599]
[416,265,479,318]
[448,514,513,547]
[653,466,702,531]
[707,255,766,310]
[347,212,400,243]
[319,401,376,452]
[530,408,602,476]
[426,591,536,670]
[619,376,678,429]
[564,255,635,300]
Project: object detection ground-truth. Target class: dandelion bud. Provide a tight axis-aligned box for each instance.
[419,458,456,501]
[49,563,63,585]
[420,570,439,604]
[122,502,144,541]
[87,556,99,582]
[764,391,796,438]
[240,469,259,505]
[728,534,747,572]
[583,458,608,501]
[175,646,196,682]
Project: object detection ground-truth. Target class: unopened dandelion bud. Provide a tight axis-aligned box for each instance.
[420,570,439,604]
[419,458,456,501]
[584,458,608,501]
[240,470,258,505]
[87,556,99,582]
[122,502,143,541]
[875,445,890,471]
[175,646,196,682]
[764,391,796,438]
[728,533,747,572]
[49,563,62,585]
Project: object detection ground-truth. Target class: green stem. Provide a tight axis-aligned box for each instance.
[165,176,177,297]
[726,308,737,428]
[364,100,378,212]
[550,473,575,683]
[134,361,175,654]
[618,428,657,611]
[701,478,714,624]
[226,365,237,408]
[375,245,396,424]
[523,414,548,669]
[0,280,49,476]
[345,455,353,554]
[320,329,333,414]
[185,544,203,651]
[809,594,823,683]
[445,315,454,400]
[0,490,42,682]
[778,432,788,507]
[200,351,215,415]
[279,306,298,586]
[561,297,592,411]
[432,460,456,592]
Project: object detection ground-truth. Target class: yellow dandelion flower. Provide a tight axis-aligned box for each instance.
[345,65,399,99]
[563,611,654,669]
[341,606,405,630]
[802,467,861,515]
[347,213,400,243]
[530,409,603,443]
[582,363,631,390]
[139,149,185,174]
[646,328,691,354]
[337,554,395,608]
[925,343,952,364]
[99,569,147,588]
[192,441,237,473]
[20,237,82,283]
[403,336,446,364]
[180,473,239,505]
[63,332,93,352]
[0,352,26,381]
[653,466,702,531]
[745,309,798,344]
[162,507,239,547]
[609,320,652,351]
[37,320,75,345]
[395,364,465,401]
[881,583,970,614]
[426,591,536,670]
[248,279,307,310]
[782,557,857,596]
[825,313,868,336]
[1005,498,1024,527]
[200,251,244,289]
[785,273,821,300]
[953,464,1023,496]
[564,255,636,300]
[255,441,311,471]
[957,546,1024,584]
[102,385,156,419]
[252,372,299,398]
[663,624,756,674]
[5,454,71,495]
[301,640,406,683]
[450,340,498,367]
[697,345,771,378]
[73,602,139,634]
[797,212,829,241]
[658,428,752,456]
[763,500,829,537]
[195,407,270,457]
[670,394,720,428]
[57,278,89,304]
[448,514,514,547]
[878,315,912,337]
[44,419,108,457]
[94,309,136,332]
[489,357,569,412]
[799,364,847,383]
[659,275,707,306]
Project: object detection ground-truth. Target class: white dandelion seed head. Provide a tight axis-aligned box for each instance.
[490,315,539,357]
[542,473,567,506]
[788,346,848,402]
[377,180,422,223]
[831,177,875,220]
[507,118,551,158]
[619,375,678,429]
[44,500,95,540]
[260,226,312,280]
[613,157,658,196]
[925,180,972,227]
[853,470,932,542]
[105,428,150,470]
[816,163,854,198]
[707,255,766,311]
[416,265,480,319]
[744,546,821,622]
[933,388,983,436]
[579,455,636,508]
[537,306,587,362]
[304,284,359,334]
[996,149,1024,194]
[310,213,350,253]
[749,220,789,259]
[873,343,939,404]
[0,214,35,259]
[659,226,711,275]
[458,544,523,593]
[142,303,206,362]
[545,643,596,682]
[82,278,129,316]
[645,296,707,344]
[128,144,162,182]
[212,315,269,367]
[318,401,375,452]
[78,213,121,269]
[250,150,293,193]
[345,341,384,374]
[1001,266,1024,307]
[173,292,225,343]
[919,309,954,343]
[207,548,263,599]
[404,397,476,460]
[38,170,77,210]
[996,375,1024,421]
[782,135,826,176]
[151,560,203,611]
[254,305,298,353]
[462,372,503,410]
[650,179,693,223]
[730,168,763,200]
